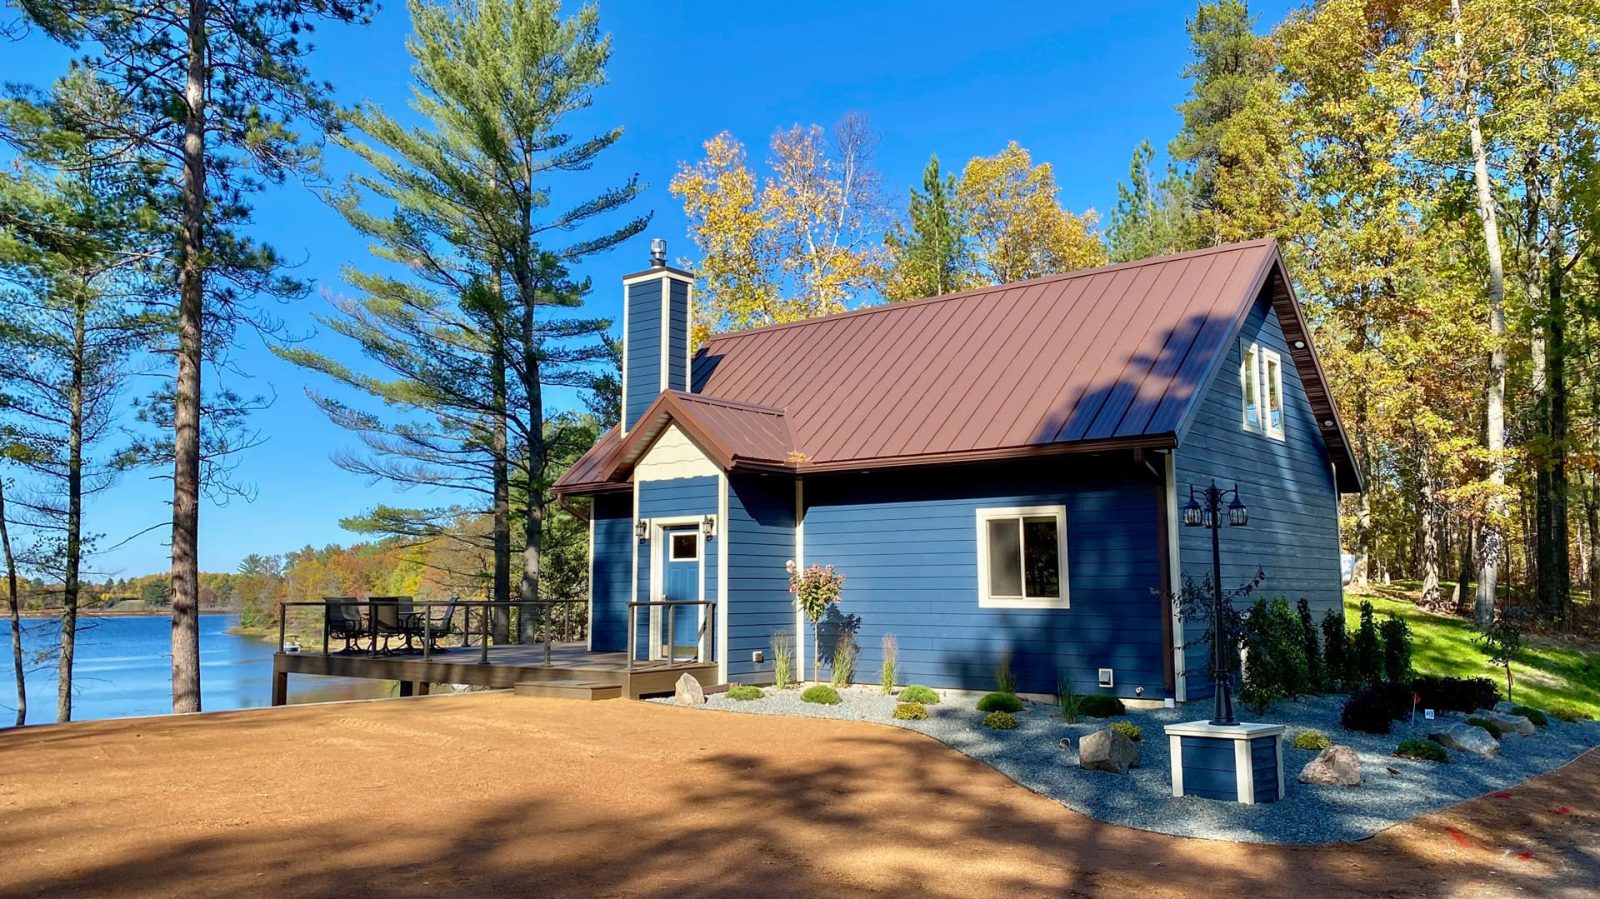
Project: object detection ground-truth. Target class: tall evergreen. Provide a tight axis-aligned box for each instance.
[1107,140,1202,262]
[1170,0,1272,214]
[882,155,969,301]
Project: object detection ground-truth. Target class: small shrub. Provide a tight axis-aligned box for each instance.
[1548,704,1587,723]
[1380,613,1413,684]
[899,685,939,705]
[1375,680,1417,719]
[1298,598,1325,691]
[726,685,765,701]
[880,634,898,695]
[1057,677,1083,724]
[1476,608,1526,703]
[830,636,857,688]
[892,701,928,721]
[1411,675,1499,713]
[976,692,1024,713]
[771,632,794,690]
[1321,609,1348,690]
[1396,738,1450,763]
[1079,694,1126,718]
[1341,687,1394,735]
[995,649,1017,695]
[1464,716,1503,740]
[801,685,841,705]
[1241,596,1312,712]
[982,710,1018,730]
[1293,729,1332,751]
[1352,601,1383,687]
[1510,705,1549,726]
[1109,720,1142,742]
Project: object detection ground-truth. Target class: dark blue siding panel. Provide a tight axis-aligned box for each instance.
[590,493,633,652]
[802,459,1165,696]
[1180,736,1239,801]
[1176,287,1344,700]
[667,280,689,392]
[634,477,720,660]
[624,279,663,431]
[1251,736,1281,802]
[726,474,797,682]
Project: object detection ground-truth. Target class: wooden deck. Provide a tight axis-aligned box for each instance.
[271,642,716,703]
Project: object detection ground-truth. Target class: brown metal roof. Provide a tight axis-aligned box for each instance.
[554,240,1361,494]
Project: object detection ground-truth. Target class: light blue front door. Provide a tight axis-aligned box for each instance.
[662,527,700,659]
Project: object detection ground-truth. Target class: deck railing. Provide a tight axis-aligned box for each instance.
[626,599,716,671]
[276,598,588,667]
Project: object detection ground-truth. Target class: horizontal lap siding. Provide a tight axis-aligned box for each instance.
[1251,736,1281,802]
[636,477,720,660]
[802,459,1164,697]
[590,493,633,652]
[726,474,796,682]
[668,280,689,391]
[1176,288,1343,700]
[1180,736,1239,800]
[624,280,662,431]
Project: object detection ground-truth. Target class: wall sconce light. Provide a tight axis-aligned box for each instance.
[702,515,717,538]
[635,518,649,540]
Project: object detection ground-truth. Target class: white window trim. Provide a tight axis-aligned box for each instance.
[975,505,1069,610]
[669,530,700,561]
[1262,348,1286,440]
[1240,340,1262,433]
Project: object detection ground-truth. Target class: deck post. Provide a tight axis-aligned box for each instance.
[271,669,288,707]
[480,606,490,665]
[277,605,286,653]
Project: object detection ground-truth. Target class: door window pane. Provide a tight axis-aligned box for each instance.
[670,532,698,561]
[1022,516,1060,598]
[986,518,1022,597]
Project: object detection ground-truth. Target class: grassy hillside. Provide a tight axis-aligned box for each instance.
[1344,590,1600,720]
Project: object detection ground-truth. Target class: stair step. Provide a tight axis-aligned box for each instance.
[513,680,622,701]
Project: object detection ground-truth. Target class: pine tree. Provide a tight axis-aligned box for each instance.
[1107,140,1201,262]
[1171,0,1273,218]
[882,155,969,301]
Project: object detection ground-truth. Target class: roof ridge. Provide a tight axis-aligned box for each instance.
[701,239,1279,346]
[669,390,786,416]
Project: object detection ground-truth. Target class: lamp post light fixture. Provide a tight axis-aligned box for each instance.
[702,515,716,538]
[1181,480,1248,727]
[635,518,650,541]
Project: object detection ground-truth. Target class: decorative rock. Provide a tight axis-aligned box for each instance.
[1078,727,1141,774]
[673,673,705,705]
[1429,723,1499,757]
[1299,745,1362,786]
[1479,710,1536,737]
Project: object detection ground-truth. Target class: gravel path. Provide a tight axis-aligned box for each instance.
[652,686,1600,844]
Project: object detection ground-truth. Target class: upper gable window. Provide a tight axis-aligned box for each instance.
[1263,349,1285,438]
[1241,342,1262,431]
[1241,340,1286,439]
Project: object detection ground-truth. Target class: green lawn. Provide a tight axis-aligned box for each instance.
[1344,591,1600,720]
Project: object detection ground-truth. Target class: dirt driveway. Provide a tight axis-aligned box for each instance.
[0,692,1596,897]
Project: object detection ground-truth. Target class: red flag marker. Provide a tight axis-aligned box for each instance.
[1494,791,1514,799]
[1449,829,1474,848]
[1554,806,1573,815]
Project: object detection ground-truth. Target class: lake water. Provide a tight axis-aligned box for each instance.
[0,613,391,725]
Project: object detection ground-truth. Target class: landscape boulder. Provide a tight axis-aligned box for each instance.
[674,673,705,705]
[1078,728,1140,774]
[1298,745,1362,787]
[1478,710,1536,737]
[1429,723,1499,757]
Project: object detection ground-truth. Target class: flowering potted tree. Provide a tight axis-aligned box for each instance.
[787,560,845,683]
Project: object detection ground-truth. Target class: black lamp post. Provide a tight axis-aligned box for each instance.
[1182,480,1249,727]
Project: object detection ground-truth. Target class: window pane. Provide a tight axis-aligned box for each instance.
[1267,356,1283,429]
[1242,347,1259,426]
[1022,516,1060,598]
[986,518,1022,597]
[671,533,698,561]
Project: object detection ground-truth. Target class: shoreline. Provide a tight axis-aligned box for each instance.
[16,609,235,619]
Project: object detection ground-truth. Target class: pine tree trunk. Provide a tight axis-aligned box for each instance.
[1420,450,1441,610]
[0,475,23,726]
[1544,241,1570,622]
[515,182,542,645]
[1453,0,1506,628]
[491,328,511,644]
[170,0,208,713]
[1350,391,1372,589]
[57,295,88,723]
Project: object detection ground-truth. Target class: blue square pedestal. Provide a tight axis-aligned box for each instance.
[1164,720,1285,804]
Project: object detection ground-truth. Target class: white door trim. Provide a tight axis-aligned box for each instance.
[649,516,707,662]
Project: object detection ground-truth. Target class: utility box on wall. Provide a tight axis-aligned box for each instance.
[1164,721,1285,804]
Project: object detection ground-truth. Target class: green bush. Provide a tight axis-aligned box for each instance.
[1548,704,1587,723]
[1340,688,1393,734]
[1079,694,1125,718]
[1380,613,1413,684]
[1298,598,1326,691]
[899,685,940,705]
[1109,720,1142,742]
[1241,596,1312,712]
[801,685,841,705]
[1396,738,1450,763]
[1352,600,1383,687]
[1464,716,1503,740]
[982,711,1018,730]
[1411,675,1499,713]
[726,685,765,701]
[995,649,1017,695]
[1292,729,1332,751]
[1058,678,1083,723]
[976,692,1024,713]
[1321,609,1348,690]
[771,632,794,690]
[830,637,857,688]
[892,701,928,721]
[1510,705,1549,727]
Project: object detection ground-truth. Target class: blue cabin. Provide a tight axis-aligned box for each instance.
[554,239,1361,703]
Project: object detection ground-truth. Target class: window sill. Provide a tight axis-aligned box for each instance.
[979,597,1070,610]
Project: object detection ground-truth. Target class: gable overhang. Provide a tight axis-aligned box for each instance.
[1174,246,1362,494]
[599,394,737,483]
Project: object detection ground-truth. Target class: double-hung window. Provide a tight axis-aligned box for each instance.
[1262,349,1285,438]
[1241,341,1286,439]
[1241,342,1262,430]
[976,506,1068,609]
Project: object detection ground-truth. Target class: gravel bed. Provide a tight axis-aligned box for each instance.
[650,686,1600,844]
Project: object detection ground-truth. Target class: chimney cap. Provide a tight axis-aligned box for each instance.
[649,237,667,268]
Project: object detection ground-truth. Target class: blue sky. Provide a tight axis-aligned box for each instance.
[4,0,1297,578]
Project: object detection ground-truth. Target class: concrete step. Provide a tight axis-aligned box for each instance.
[513,680,622,701]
